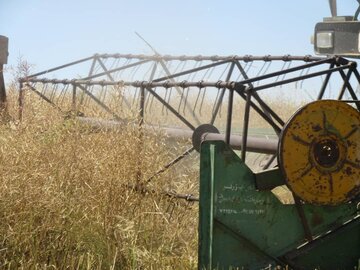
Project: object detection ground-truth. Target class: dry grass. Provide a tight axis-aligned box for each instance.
[0,88,199,269]
[0,84,301,269]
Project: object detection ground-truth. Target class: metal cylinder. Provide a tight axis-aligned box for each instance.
[202,133,278,154]
[76,117,278,155]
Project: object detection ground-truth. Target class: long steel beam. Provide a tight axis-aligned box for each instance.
[76,117,278,155]
[24,54,326,82]
[21,78,239,89]
[96,54,325,62]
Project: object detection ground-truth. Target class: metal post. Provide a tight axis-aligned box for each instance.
[0,36,8,120]
[241,88,252,161]
[79,56,97,105]
[337,69,353,100]
[0,64,8,121]
[210,62,235,124]
[136,86,145,186]
[317,62,335,100]
[336,64,360,110]
[0,64,6,109]
[139,86,145,125]
[72,83,77,112]
[225,88,234,144]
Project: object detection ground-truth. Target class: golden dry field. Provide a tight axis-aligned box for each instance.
[0,87,200,269]
[0,85,300,269]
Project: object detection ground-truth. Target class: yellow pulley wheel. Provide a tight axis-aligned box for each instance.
[278,100,360,205]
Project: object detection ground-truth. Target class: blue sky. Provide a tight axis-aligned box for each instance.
[0,0,359,73]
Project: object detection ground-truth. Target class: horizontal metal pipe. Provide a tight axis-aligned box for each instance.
[77,117,193,139]
[96,53,325,62]
[21,79,238,89]
[202,133,278,155]
[21,54,328,82]
[76,117,278,154]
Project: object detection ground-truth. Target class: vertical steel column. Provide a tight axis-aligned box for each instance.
[72,84,77,112]
[136,86,145,185]
[79,56,97,105]
[348,68,360,110]
[317,62,335,100]
[337,68,353,100]
[0,64,6,113]
[336,63,360,110]
[234,60,274,123]
[139,86,145,125]
[210,62,235,124]
[241,88,252,161]
[225,88,234,144]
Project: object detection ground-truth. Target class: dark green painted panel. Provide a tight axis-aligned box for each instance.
[198,141,359,270]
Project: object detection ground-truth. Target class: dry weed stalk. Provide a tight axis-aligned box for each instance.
[0,85,299,269]
[0,88,198,269]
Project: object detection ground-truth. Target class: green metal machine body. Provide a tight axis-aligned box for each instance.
[198,141,359,270]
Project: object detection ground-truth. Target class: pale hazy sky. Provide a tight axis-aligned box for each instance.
[0,0,359,73]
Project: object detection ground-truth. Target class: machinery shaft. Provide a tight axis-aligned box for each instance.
[76,117,278,155]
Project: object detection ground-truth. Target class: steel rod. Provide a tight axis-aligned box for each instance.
[201,133,278,154]
[241,90,252,161]
[0,64,6,111]
[96,53,325,62]
[336,65,360,110]
[76,117,279,154]
[234,88,283,134]
[235,60,285,127]
[337,69,353,100]
[27,55,95,78]
[152,59,231,83]
[24,63,351,93]
[81,59,151,80]
[145,86,196,130]
[250,63,352,92]
[21,78,238,89]
[139,86,145,126]
[146,147,195,183]
[96,57,132,108]
[79,57,97,105]
[25,84,63,112]
[157,56,201,125]
[317,62,335,100]
[136,86,146,184]
[234,61,276,123]
[76,84,122,120]
[210,62,235,124]
[234,57,334,87]
[225,89,234,144]
[72,84,76,111]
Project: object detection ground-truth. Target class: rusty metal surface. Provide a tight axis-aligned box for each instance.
[0,35,8,65]
[279,100,360,205]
